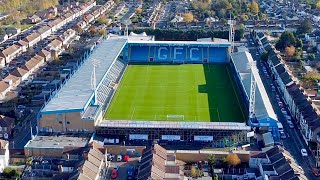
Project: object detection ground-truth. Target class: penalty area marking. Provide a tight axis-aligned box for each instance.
[130,107,136,120]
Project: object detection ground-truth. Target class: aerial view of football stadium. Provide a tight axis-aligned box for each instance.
[3,0,318,178]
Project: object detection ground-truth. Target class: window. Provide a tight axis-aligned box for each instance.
[67,121,70,124]
[149,57,154,62]
[3,127,7,132]
[59,121,62,124]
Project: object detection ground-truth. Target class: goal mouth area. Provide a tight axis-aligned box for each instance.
[166,115,185,121]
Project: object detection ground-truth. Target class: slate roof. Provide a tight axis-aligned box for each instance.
[0,115,14,127]
[279,72,292,85]
[275,64,286,75]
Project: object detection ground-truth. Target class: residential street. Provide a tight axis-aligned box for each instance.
[246,33,317,179]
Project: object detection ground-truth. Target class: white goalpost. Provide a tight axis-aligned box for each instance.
[166,115,185,121]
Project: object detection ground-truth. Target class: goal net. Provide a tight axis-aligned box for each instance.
[166,115,185,121]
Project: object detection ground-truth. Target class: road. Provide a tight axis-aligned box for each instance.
[10,107,39,149]
[245,33,317,179]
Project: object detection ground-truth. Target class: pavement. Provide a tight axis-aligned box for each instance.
[245,33,318,179]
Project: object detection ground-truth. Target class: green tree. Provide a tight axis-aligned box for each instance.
[297,19,313,35]
[260,52,269,62]
[0,28,5,35]
[239,24,245,38]
[296,38,303,48]
[214,174,219,180]
[3,167,20,178]
[208,154,216,167]
[305,71,320,81]
[275,31,296,50]
[309,54,316,61]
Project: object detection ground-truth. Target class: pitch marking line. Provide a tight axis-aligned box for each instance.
[130,107,136,120]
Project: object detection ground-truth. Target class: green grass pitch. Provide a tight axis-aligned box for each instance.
[104,64,247,122]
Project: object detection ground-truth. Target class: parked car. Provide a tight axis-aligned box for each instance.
[280,132,286,139]
[301,149,308,157]
[117,155,122,162]
[111,169,118,179]
[288,121,294,129]
[312,168,320,177]
[127,165,135,177]
[123,155,130,162]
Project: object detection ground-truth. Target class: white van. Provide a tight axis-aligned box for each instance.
[117,155,122,162]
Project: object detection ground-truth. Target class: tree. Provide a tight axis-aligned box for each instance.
[260,52,269,62]
[275,31,296,50]
[208,154,216,167]
[285,46,296,57]
[183,12,194,22]
[0,28,5,35]
[96,15,109,25]
[214,174,219,180]
[317,0,320,9]
[98,29,106,36]
[251,1,259,14]
[296,38,303,48]
[3,167,20,178]
[304,71,320,81]
[225,154,241,167]
[136,7,142,14]
[240,14,249,21]
[239,24,245,38]
[309,54,316,61]
[297,19,313,35]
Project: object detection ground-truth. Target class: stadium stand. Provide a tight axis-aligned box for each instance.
[96,59,127,108]
[39,36,127,132]
[230,51,280,140]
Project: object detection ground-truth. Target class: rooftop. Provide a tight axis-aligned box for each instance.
[231,51,277,122]
[41,37,127,114]
[24,135,90,149]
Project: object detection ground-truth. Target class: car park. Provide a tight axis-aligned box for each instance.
[301,149,308,157]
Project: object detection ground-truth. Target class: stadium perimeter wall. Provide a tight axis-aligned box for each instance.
[39,111,99,133]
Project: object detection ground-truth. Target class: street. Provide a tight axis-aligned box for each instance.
[10,107,39,149]
[245,33,317,179]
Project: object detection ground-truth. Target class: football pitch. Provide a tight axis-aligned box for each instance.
[104,64,247,122]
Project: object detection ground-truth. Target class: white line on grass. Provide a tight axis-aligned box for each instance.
[130,107,136,120]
